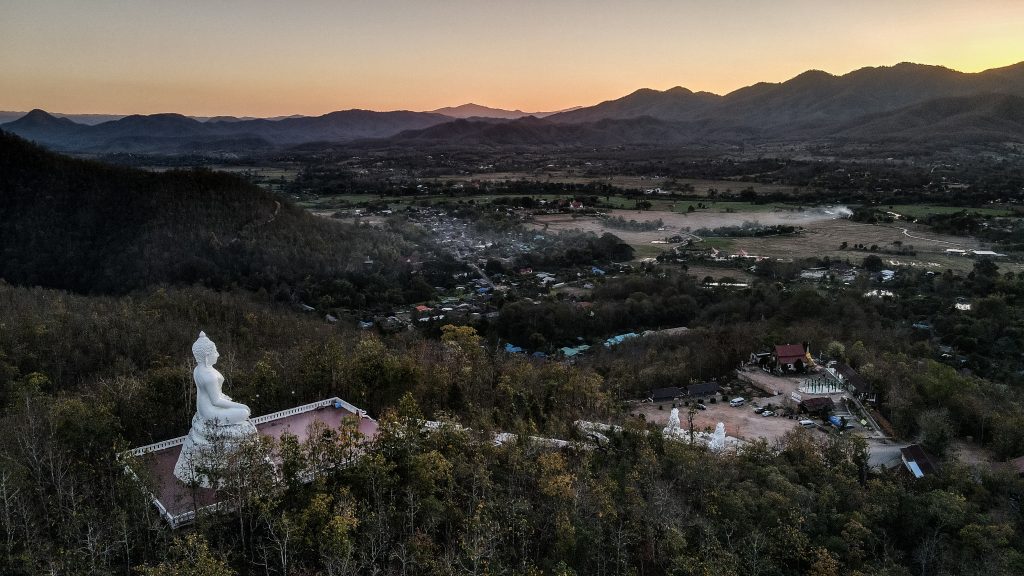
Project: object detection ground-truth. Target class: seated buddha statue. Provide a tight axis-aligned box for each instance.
[191,331,252,425]
[173,331,257,486]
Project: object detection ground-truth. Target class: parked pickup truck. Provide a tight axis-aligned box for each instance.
[828,416,856,430]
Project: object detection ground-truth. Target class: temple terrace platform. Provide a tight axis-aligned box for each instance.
[121,397,378,528]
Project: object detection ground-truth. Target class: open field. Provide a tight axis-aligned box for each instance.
[528,207,1022,272]
[209,165,301,181]
[528,207,843,243]
[630,244,669,259]
[432,171,802,196]
[296,192,800,213]
[886,204,1019,219]
[725,220,1018,272]
[682,265,756,282]
[297,193,578,211]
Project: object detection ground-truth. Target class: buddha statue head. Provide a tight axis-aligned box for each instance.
[192,331,220,366]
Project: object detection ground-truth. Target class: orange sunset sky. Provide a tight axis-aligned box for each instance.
[2,0,1023,117]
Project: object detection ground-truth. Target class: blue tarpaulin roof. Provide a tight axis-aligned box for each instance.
[603,333,639,347]
[560,344,591,357]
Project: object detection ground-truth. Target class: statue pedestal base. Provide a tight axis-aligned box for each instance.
[172,415,258,488]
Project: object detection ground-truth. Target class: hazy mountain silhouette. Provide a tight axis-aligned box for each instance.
[430,103,539,119]
[384,91,1024,149]
[549,87,721,123]
[5,61,1024,153]
[545,62,1024,130]
[0,111,126,125]
[2,109,451,153]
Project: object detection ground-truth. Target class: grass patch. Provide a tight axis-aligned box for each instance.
[885,205,1018,219]
[630,244,670,259]
[701,238,736,250]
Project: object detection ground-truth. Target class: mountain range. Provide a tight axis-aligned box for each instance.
[4,61,1024,154]
[427,103,574,119]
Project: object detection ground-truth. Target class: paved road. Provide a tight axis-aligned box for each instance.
[867,440,911,469]
[469,263,496,289]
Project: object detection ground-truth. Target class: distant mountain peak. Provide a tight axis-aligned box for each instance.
[6,109,81,129]
[430,103,541,119]
[664,86,694,95]
[788,69,835,82]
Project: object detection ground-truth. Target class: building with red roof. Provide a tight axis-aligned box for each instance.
[774,343,808,372]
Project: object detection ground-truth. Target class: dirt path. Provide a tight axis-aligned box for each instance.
[891,226,964,247]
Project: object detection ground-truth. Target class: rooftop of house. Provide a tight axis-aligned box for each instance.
[686,382,721,397]
[900,444,939,478]
[649,386,683,400]
[775,343,806,362]
[800,396,835,411]
[834,363,872,394]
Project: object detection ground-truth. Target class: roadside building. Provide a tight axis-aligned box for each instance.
[832,363,878,404]
[686,382,721,400]
[750,351,773,368]
[774,343,809,372]
[900,444,939,479]
[799,396,835,415]
[649,387,683,402]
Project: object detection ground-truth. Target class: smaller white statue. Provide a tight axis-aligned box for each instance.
[708,422,727,452]
[174,332,257,486]
[663,408,681,436]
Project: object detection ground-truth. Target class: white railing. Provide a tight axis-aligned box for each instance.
[126,436,187,457]
[126,397,372,457]
[250,398,339,425]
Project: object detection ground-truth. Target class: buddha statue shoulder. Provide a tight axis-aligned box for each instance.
[191,332,252,426]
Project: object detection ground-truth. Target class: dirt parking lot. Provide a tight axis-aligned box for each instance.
[633,368,879,443]
[635,399,807,443]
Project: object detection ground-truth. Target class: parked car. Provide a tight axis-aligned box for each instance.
[761,410,776,417]
[729,397,746,407]
[695,403,707,410]
[798,419,816,428]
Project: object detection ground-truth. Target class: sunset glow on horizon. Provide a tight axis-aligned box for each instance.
[3,0,1024,117]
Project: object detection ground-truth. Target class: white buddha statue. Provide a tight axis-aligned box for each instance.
[708,422,727,452]
[173,331,257,486]
[663,407,681,437]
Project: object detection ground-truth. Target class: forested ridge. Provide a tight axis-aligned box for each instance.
[0,131,424,309]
